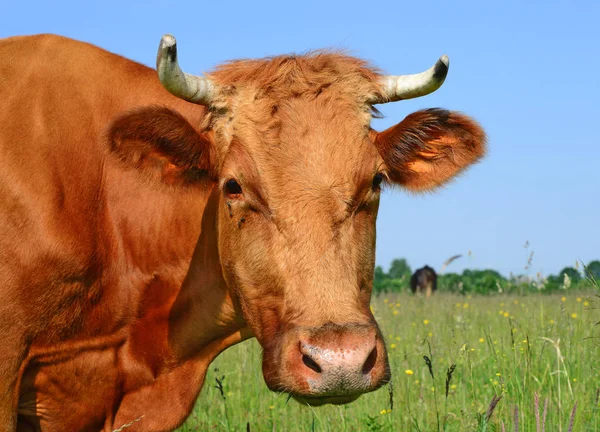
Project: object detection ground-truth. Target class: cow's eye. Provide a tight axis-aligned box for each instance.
[225,179,243,197]
[372,173,384,190]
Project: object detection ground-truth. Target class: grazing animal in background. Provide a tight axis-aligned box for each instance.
[0,33,485,431]
[411,266,438,297]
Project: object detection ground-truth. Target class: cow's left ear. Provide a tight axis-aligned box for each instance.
[373,108,486,191]
[107,106,215,186]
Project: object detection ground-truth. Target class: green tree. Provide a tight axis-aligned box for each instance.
[373,266,388,294]
[543,275,562,292]
[388,258,411,280]
[558,267,581,283]
[585,260,600,281]
[374,266,388,283]
[373,264,411,293]
[438,273,463,293]
[461,269,506,294]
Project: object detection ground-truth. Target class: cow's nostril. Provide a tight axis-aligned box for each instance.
[362,346,377,375]
[302,354,322,373]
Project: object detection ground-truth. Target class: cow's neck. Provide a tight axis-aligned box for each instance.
[167,188,251,363]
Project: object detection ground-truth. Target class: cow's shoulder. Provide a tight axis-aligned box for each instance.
[19,268,192,430]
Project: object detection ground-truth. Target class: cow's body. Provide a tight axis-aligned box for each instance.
[410,266,438,297]
[1,35,240,431]
[0,34,485,431]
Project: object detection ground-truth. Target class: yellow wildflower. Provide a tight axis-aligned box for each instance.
[561,296,566,302]
[584,301,590,307]
[479,338,485,343]
[577,297,582,303]
[571,313,577,319]
[423,319,430,325]
[405,369,414,376]
[390,343,397,349]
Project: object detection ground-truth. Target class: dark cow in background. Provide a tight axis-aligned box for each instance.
[411,266,438,297]
[0,33,485,431]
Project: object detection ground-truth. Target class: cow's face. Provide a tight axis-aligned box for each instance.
[214,89,388,404]
[200,54,485,405]
[110,40,486,405]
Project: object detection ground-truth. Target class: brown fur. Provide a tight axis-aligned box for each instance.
[208,50,382,101]
[0,34,486,431]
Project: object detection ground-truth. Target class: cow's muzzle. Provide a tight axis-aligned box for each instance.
[264,323,390,405]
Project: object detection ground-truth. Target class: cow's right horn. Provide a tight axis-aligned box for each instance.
[373,55,449,103]
[156,34,215,105]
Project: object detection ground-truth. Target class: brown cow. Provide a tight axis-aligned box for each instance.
[0,34,486,431]
[410,265,438,297]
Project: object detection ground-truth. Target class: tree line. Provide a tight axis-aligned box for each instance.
[373,259,600,295]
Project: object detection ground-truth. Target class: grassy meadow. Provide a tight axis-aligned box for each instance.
[178,292,599,431]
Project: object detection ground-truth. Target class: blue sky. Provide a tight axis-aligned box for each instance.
[2,0,598,277]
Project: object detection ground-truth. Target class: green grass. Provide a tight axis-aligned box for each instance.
[178,293,599,431]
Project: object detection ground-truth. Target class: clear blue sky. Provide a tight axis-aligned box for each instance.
[2,0,598,277]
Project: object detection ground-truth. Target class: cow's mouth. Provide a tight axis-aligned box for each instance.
[290,393,362,406]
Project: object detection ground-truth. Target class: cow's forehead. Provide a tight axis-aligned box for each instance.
[204,51,382,144]
[263,98,376,173]
[206,50,382,103]
[227,97,380,193]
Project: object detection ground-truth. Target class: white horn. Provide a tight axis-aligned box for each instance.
[375,55,449,103]
[156,34,215,105]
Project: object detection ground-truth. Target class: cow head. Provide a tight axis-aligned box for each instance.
[109,35,486,406]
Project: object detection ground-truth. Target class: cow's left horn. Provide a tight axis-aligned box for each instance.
[156,34,215,105]
[373,55,449,103]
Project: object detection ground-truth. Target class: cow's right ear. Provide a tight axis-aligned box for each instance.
[372,108,486,192]
[107,106,215,186]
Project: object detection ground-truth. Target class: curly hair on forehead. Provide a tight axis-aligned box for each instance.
[206,50,384,103]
